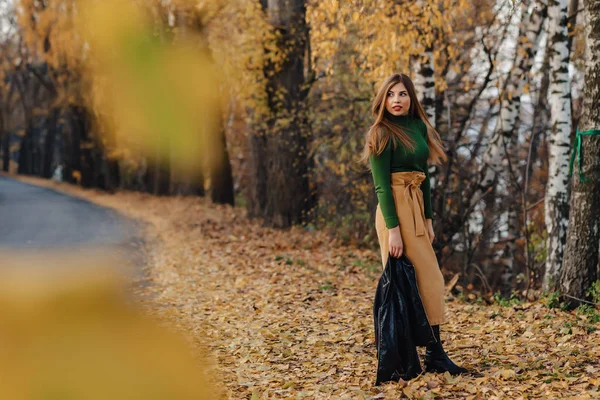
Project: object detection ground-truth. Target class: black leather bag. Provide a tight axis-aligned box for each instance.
[373,254,434,384]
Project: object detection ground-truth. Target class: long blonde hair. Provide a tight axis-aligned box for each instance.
[359,73,447,166]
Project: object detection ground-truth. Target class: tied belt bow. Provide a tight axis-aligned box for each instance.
[392,173,426,237]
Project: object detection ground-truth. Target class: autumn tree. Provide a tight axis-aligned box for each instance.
[411,0,437,126]
[543,0,573,289]
[12,0,113,187]
[246,0,314,228]
[9,0,233,197]
[559,0,600,306]
[0,5,19,173]
[471,0,547,294]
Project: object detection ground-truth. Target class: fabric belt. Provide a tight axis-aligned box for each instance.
[391,172,426,237]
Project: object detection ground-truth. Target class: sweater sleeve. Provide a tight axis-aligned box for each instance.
[420,123,433,219]
[369,140,399,229]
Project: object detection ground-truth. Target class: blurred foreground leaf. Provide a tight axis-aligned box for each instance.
[77,0,221,173]
[0,251,217,400]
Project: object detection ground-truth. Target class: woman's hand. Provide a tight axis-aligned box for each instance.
[426,219,435,244]
[388,226,403,258]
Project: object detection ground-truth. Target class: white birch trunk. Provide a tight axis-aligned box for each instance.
[474,0,547,203]
[543,0,573,290]
[499,167,520,293]
[412,49,436,127]
[470,1,547,293]
[559,0,600,304]
[412,0,436,127]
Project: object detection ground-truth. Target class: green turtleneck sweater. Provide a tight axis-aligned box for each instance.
[369,113,433,229]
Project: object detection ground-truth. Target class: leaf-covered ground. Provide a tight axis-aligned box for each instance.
[13,176,600,399]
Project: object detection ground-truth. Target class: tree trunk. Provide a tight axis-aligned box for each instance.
[91,148,104,190]
[543,0,573,290]
[189,169,206,196]
[17,125,33,175]
[1,132,9,172]
[62,128,74,184]
[469,0,547,294]
[566,0,580,54]
[155,162,171,195]
[210,127,234,205]
[527,39,551,183]
[1,109,9,172]
[154,136,171,196]
[67,106,82,184]
[70,106,95,188]
[413,45,436,127]
[80,146,93,187]
[104,157,121,192]
[42,108,59,178]
[144,158,158,194]
[264,109,311,227]
[412,0,436,127]
[559,0,600,307]
[246,132,268,217]
[248,0,312,228]
[32,126,42,176]
[475,0,547,203]
[143,144,170,195]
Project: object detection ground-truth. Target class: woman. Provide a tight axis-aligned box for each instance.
[361,73,467,376]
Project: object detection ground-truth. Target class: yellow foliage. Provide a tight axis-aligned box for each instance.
[14,0,270,171]
[307,0,472,86]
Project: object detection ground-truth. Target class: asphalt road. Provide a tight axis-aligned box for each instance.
[0,176,138,250]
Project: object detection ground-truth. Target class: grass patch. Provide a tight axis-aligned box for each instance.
[545,292,561,309]
[576,304,600,324]
[586,281,600,304]
[352,259,380,274]
[493,291,523,307]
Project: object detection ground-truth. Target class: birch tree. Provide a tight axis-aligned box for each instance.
[543,0,573,290]
[411,0,436,127]
[559,0,600,306]
[466,1,546,293]
[475,1,547,201]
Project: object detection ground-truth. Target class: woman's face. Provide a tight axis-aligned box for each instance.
[385,82,411,117]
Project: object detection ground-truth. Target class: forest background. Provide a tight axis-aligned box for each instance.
[0,0,599,305]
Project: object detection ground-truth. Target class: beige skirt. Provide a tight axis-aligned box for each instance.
[375,171,446,325]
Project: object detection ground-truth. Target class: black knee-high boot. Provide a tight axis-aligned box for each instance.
[424,325,468,375]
